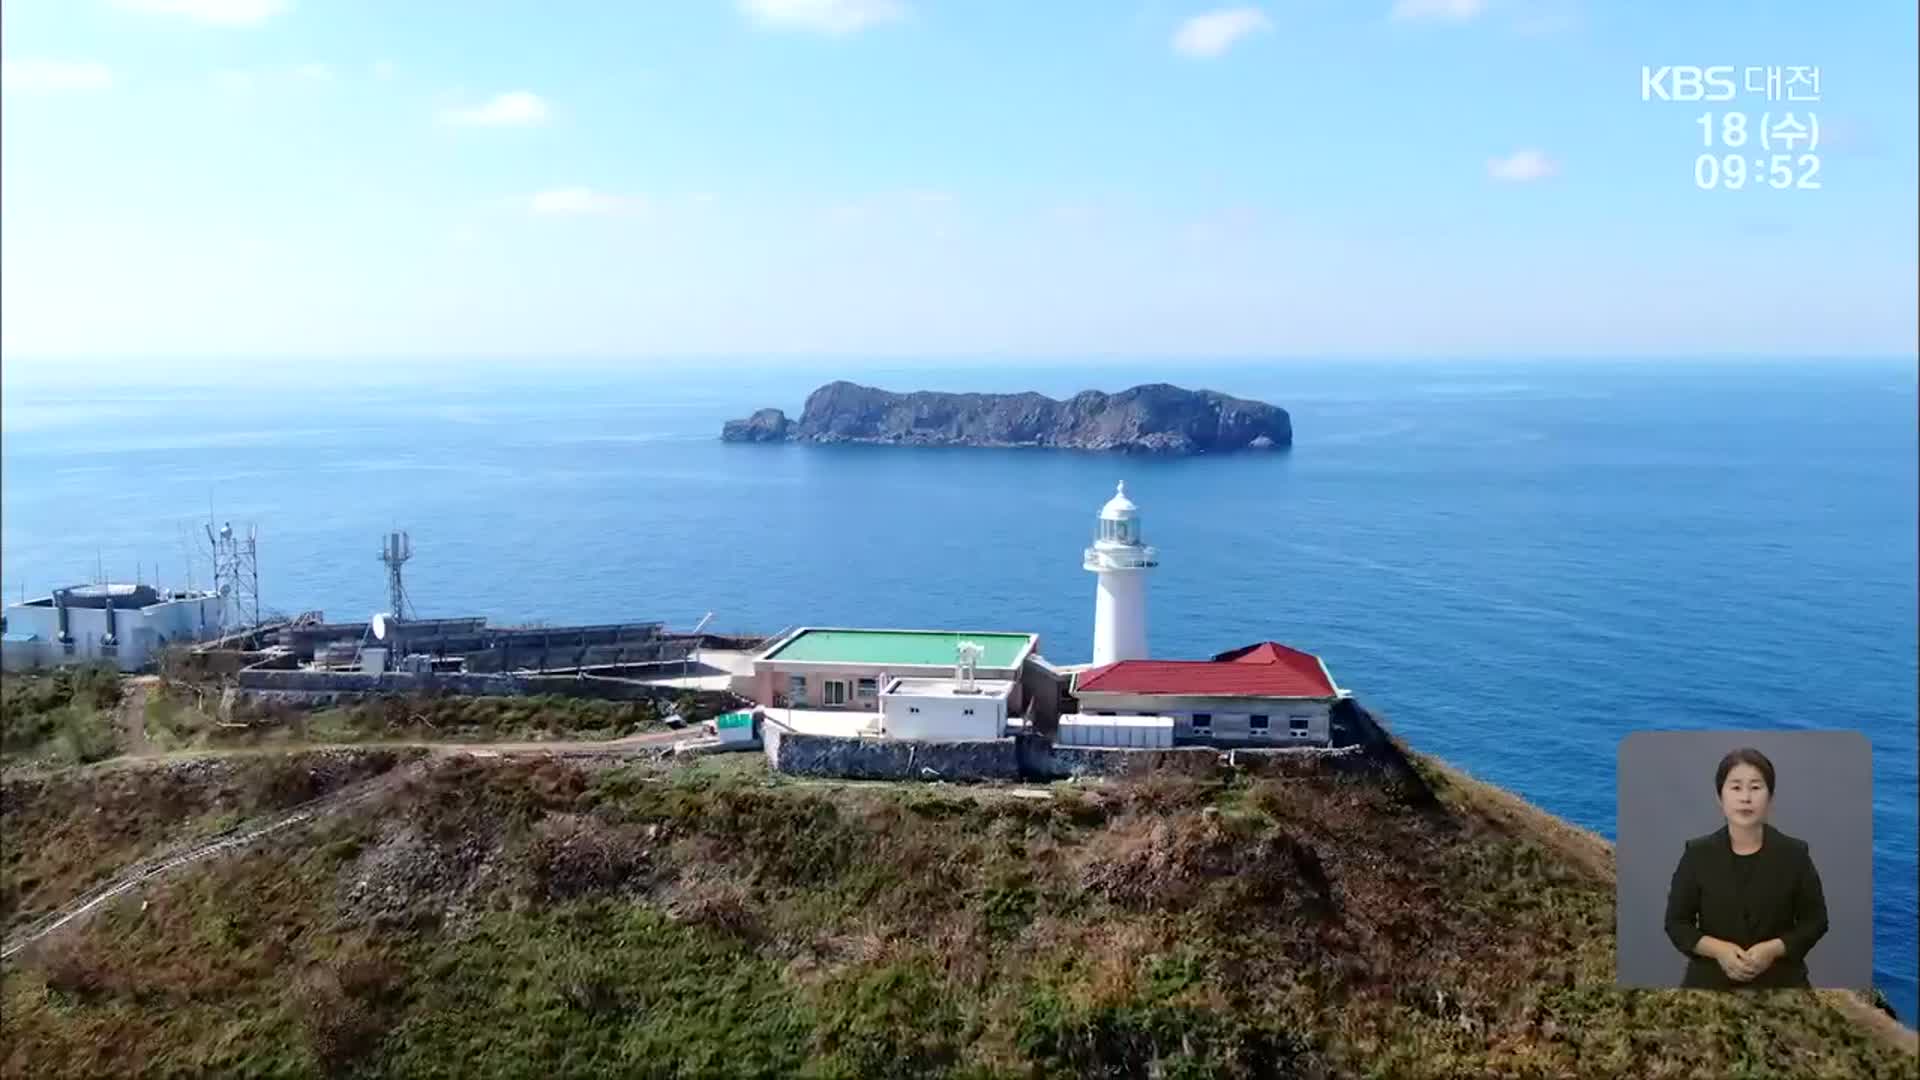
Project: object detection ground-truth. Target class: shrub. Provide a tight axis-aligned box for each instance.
[1016,995,1315,1080]
[813,958,969,1079]
[1,666,122,757]
[295,941,406,1077]
[53,706,117,764]
[524,815,652,901]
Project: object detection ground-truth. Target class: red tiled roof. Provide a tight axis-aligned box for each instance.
[1074,642,1336,699]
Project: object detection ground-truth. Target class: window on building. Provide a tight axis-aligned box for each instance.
[909,706,920,714]
[962,708,974,716]
[856,677,878,697]
[788,674,806,695]
[1191,713,1213,732]
[1249,714,1270,732]
[1289,716,1311,737]
[823,680,848,706]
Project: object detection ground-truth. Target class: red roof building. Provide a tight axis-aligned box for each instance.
[1072,641,1339,700]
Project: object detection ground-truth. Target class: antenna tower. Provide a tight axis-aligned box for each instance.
[380,531,415,620]
[203,514,261,633]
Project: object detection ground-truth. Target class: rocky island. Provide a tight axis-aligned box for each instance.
[722,380,1292,455]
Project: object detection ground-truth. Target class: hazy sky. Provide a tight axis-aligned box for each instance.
[2,0,1915,362]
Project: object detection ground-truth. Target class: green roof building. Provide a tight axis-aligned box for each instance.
[750,626,1039,716]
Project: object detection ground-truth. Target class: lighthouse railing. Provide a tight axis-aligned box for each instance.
[1083,545,1159,570]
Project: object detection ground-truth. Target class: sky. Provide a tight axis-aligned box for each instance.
[1,0,1916,365]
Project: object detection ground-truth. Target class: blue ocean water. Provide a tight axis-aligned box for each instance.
[3,358,1915,1019]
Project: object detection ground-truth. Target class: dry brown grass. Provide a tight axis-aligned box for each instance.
[660,865,759,939]
[1,748,409,931]
[4,750,1913,1078]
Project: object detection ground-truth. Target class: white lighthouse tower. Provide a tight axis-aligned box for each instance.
[1084,481,1158,666]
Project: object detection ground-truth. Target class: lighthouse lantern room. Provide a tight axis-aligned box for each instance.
[1084,481,1158,666]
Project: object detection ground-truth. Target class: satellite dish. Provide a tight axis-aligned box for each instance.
[372,613,392,641]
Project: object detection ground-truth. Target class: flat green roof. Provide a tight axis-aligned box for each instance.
[765,629,1032,669]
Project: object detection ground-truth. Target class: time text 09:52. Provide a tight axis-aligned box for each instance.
[1694,111,1821,190]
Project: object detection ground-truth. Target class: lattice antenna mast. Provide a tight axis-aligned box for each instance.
[379,531,414,620]
[203,515,261,633]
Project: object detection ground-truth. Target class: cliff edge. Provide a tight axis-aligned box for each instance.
[722,381,1292,455]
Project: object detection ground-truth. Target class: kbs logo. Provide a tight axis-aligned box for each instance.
[1641,66,1736,102]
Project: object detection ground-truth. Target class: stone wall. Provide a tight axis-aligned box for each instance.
[761,720,1020,781]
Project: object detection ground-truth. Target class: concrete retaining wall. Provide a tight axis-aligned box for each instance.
[1017,739,1224,779]
[757,700,1396,784]
[762,720,1020,781]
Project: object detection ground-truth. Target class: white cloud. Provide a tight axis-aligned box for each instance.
[529,188,641,215]
[1390,0,1486,22]
[1487,148,1559,182]
[112,0,290,27]
[1,59,115,92]
[372,60,396,80]
[739,0,907,35]
[294,62,331,81]
[440,91,549,127]
[1171,7,1273,58]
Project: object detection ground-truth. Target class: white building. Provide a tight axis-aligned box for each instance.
[1083,481,1157,667]
[1069,642,1345,746]
[879,676,1013,740]
[2,584,226,673]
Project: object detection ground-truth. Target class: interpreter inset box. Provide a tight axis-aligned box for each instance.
[1615,730,1872,990]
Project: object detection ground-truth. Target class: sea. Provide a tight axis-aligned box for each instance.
[2,356,1915,1020]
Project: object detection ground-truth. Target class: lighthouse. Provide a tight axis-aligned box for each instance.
[1084,481,1158,666]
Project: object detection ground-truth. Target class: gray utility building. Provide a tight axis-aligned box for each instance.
[2,584,226,672]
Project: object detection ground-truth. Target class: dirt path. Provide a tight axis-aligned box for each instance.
[115,676,158,758]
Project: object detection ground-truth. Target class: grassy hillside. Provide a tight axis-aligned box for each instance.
[2,748,416,933]
[2,745,1909,1078]
[0,668,124,766]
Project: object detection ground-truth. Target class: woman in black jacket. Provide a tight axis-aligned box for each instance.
[1663,747,1830,989]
